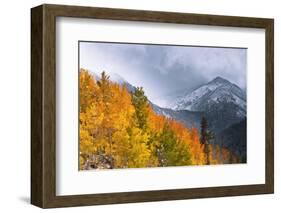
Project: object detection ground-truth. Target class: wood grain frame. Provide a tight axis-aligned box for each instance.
[31,4,274,208]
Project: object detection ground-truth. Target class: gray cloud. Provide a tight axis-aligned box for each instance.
[80,42,246,104]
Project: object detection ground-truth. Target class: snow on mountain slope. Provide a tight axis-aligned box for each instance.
[171,77,246,114]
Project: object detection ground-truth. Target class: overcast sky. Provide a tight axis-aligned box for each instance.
[79,42,246,104]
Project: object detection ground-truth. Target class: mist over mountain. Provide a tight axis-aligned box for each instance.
[93,71,136,93]
[151,103,203,130]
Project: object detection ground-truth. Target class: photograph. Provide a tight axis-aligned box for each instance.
[79,41,247,170]
[30,4,274,208]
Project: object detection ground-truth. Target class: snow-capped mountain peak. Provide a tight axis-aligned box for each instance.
[170,76,246,114]
[209,76,230,84]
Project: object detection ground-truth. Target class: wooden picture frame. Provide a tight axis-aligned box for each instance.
[31,4,274,208]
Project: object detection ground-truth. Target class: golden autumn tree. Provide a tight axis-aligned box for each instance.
[79,69,102,168]
[190,127,206,165]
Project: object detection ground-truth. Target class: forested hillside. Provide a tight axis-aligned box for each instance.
[79,69,239,170]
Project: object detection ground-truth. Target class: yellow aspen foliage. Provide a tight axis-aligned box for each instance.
[127,127,151,168]
[79,69,99,113]
[190,127,206,165]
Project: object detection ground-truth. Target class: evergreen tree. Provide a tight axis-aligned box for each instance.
[200,117,208,145]
[200,117,214,165]
[131,87,149,130]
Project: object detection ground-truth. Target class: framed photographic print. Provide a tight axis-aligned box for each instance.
[31,4,274,208]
